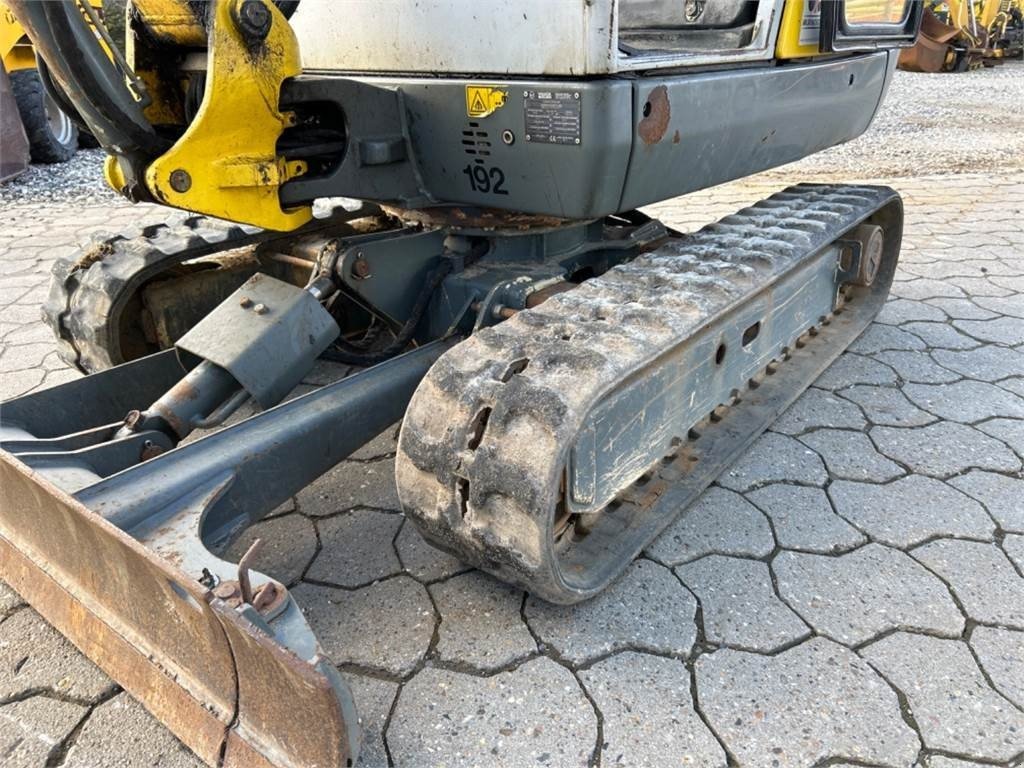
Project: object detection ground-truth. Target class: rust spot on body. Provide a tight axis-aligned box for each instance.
[638,86,671,145]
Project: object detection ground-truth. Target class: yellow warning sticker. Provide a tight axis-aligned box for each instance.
[466,86,508,119]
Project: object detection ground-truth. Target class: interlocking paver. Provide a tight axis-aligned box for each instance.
[718,433,828,492]
[913,539,1024,629]
[874,350,961,383]
[837,384,935,427]
[774,544,964,646]
[394,520,470,583]
[848,324,926,354]
[926,297,998,320]
[949,470,1024,533]
[677,555,809,652]
[1000,376,1024,398]
[62,693,204,768]
[871,421,1021,477]
[579,652,726,767]
[696,637,920,768]
[306,509,403,587]
[0,582,22,615]
[524,559,696,664]
[975,294,1024,318]
[863,632,1024,762]
[829,475,994,548]
[976,417,1024,457]
[815,353,899,389]
[429,571,536,672]
[799,429,905,482]
[3,153,1024,767]
[954,316,1024,345]
[0,695,86,768]
[746,484,865,553]
[772,389,866,435]
[903,380,1024,422]
[293,577,435,676]
[221,512,317,586]
[296,458,401,516]
[0,609,116,702]
[926,758,994,768]
[345,673,398,768]
[646,486,774,565]
[388,658,596,768]
[970,626,1024,710]
[877,298,947,325]
[890,277,968,302]
[1004,534,1024,573]
[931,345,1024,381]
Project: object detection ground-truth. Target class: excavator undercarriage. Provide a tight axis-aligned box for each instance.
[0,1,922,766]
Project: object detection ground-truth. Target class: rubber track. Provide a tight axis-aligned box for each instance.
[396,183,898,603]
[44,216,265,373]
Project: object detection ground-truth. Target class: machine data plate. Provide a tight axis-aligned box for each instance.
[524,90,582,145]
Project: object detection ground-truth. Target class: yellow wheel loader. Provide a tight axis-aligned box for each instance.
[0,0,105,166]
[0,1,922,766]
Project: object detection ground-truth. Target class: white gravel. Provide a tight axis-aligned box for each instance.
[770,59,1024,179]
[1,61,1022,208]
[0,148,120,207]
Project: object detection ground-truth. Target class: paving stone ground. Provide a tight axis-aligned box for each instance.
[2,84,1024,768]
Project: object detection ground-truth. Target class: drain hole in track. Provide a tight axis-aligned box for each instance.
[715,342,727,365]
[500,358,529,382]
[456,478,470,518]
[467,407,492,450]
[742,321,761,347]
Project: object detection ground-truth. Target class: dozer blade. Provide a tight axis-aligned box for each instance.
[0,454,353,768]
[0,342,450,768]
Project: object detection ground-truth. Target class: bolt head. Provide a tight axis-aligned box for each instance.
[214,582,238,600]
[168,169,191,193]
[353,257,371,279]
[253,303,268,315]
[236,0,272,39]
[239,295,253,308]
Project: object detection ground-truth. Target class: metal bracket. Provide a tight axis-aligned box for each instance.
[144,0,312,230]
[175,274,339,408]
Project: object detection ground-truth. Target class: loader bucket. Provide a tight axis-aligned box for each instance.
[898,7,961,72]
[0,62,30,182]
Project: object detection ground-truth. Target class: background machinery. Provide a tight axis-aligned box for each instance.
[0,1,922,766]
[0,0,105,169]
[899,0,1023,71]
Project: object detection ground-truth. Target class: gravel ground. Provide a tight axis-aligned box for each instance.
[776,59,1024,179]
[2,61,1022,207]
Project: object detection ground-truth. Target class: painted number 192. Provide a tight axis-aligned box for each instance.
[462,164,509,195]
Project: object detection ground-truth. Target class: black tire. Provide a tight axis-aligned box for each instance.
[10,68,79,164]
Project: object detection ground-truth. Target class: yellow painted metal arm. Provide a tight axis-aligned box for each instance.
[143,0,311,231]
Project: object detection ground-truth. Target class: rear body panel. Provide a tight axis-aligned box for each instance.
[283,51,896,218]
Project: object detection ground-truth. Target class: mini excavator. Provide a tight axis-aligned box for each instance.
[0,2,922,766]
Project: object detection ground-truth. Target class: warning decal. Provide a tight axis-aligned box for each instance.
[466,86,508,119]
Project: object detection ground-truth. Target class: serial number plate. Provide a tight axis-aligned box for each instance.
[524,90,582,146]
